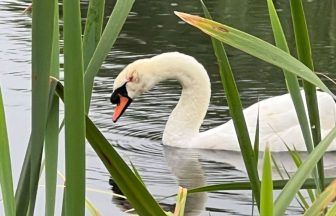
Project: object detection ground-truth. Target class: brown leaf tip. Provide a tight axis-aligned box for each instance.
[174,11,201,26]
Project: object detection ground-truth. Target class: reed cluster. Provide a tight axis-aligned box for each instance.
[0,0,335,215]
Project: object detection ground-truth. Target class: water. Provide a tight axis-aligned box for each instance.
[1,0,336,215]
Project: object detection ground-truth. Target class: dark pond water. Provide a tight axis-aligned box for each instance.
[1,0,336,215]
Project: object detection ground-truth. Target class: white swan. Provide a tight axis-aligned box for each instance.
[110,52,336,152]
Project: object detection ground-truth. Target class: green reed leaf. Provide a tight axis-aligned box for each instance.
[83,0,105,70]
[84,0,134,112]
[266,0,314,154]
[45,2,60,215]
[63,0,86,213]
[260,146,273,216]
[284,145,316,203]
[15,137,32,215]
[0,87,15,216]
[188,178,335,194]
[271,155,309,211]
[28,0,56,214]
[200,0,261,208]
[289,0,324,192]
[16,82,59,216]
[274,127,336,216]
[267,0,321,200]
[54,80,166,216]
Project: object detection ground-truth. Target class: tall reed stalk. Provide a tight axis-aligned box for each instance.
[63,0,86,213]
[199,1,261,208]
[289,0,324,192]
[28,0,56,214]
[45,1,60,215]
[266,0,321,194]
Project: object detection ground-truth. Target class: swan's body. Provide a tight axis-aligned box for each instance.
[111,52,336,152]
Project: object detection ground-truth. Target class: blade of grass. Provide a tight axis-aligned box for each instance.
[45,2,60,215]
[270,156,285,180]
[62,0,86,213]
[289,0,324,192]
[29,0,56,213]
[45,98,59,216]
[274,127,336,216]
[174,12,332,96]
[285,145,315,203]
[304,181,336,216]
[251,105,259,213]
[188,178,335,194]
[15,137,31,215]
[266,0,314,156]
[54,79,166,216]
[200,0,260,208]
[83,0,105,70]
[260,146,273,216]
[15,82,59,215]
[84,0,134,112]
[296,190,309,212]
[270,155,310,210]
[278,159,309,211]
[85,116,166,215]
[253,106,260,165]
[0,87,16,216]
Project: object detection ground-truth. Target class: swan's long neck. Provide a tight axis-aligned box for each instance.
[147,53,211,146]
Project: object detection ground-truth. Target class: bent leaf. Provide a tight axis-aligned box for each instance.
[53,79,166,216]
[174,12,332,96]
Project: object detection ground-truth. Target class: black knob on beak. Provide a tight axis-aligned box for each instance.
[110,82,128,104]
[110,91,120,104]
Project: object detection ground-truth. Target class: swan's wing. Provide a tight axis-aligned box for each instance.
[197,91,336,151]
[245,91,336,151]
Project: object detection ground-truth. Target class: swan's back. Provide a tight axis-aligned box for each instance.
[192,91,336,151]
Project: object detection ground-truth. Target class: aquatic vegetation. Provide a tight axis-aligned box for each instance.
[2,0,167,215]
[175,0,336,215]
[1,0,336,215]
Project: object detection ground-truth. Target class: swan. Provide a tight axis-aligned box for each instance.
[110,52,336,152]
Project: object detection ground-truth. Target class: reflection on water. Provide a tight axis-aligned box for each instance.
[1,0,336,215]
[164,147,207,215]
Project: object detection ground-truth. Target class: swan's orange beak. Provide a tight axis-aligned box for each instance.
[112,95,132,122]
[110,82,132,122]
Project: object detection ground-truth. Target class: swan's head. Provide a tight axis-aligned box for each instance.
[110,57,153,122]
[110,52,210,123]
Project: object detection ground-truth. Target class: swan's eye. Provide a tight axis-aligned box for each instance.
[110,83,128,104]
